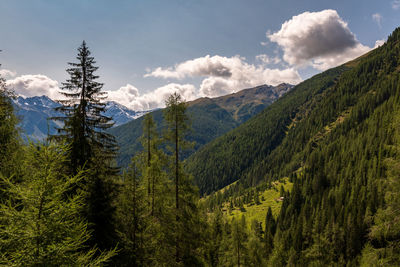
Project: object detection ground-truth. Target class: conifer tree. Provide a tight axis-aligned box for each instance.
[231,215,248,267]
[205,210,224,267]
[115,156,147,266]
[51,41,119,251]
[0,64,21,180]
[0,143,115,265]
[247,219,265,266]
[163,92,203,265]
[51,41,117,175]
[264,207,276,255]
[164,92,188,263]
[141,113,162,215]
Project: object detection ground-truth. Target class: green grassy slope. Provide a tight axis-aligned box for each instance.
[225,178,292,228]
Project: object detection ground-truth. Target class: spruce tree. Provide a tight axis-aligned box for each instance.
[51,41,119,251]
[51,41,118,175]
[264,207,276,255]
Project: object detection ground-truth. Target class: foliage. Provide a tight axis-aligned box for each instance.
[50,41,119,251]
[0,68,21,179]
[51,41,118,175]
[0,143,115,266]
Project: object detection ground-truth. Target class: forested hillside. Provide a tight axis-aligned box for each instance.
[110,83,292,167]
[2,23,400,267]
[193,27,400,265]
[187,65,347,195]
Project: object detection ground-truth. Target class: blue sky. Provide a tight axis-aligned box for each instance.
[0,0,399,110]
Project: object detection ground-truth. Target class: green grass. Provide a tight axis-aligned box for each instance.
[222,178,293,229]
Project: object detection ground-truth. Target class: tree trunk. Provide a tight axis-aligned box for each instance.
[175,109,180,263]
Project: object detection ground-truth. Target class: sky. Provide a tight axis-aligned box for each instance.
[0,0,399,110]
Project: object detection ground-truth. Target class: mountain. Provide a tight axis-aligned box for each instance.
[109,83,293,167]
[190,27,400,265]
[104,101,150,126]
[13,96,62,140]
[13,96,147,141]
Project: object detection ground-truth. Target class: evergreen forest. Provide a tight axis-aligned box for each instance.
[1,27,400,266]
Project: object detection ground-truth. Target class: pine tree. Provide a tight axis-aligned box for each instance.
[0,143,115,265]
[205,210,224,267]
[0,63,21,180]
[164,92,188,263]
[50,41,119,251]
[163,92,203,265]
[115,156,148,266]
[247,219,265,266]
[51,41,118,175]
[141,113,163,215]
[231,215,248,267]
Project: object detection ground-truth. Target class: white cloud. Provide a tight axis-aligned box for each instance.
[267,9,372,70]
[374,39,385,48]
[255,54,281,65]
[145,55,236,79]
[0,69,17,78]
[106,83,139,105]
[372,13,382,28]
[145,55,302,98]
[199,66,300,97]
[106,83,197,110]
[6,74,62,99]
[392,0,400,10]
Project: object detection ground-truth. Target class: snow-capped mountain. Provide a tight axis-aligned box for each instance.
[104,101,149,126]
[13,95,149,141]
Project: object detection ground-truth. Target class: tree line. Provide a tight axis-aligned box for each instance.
[0,42,279,266]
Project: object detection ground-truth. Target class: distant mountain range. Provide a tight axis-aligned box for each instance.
[13,95,149,141]
[109,83,293,167]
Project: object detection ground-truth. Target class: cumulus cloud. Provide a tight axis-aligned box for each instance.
[0,69,17,78]
[267,9,372,70]
[255,54,281,65]
[199,66,300,97]
[145,55,236,79]
[6,74,62,99]
[372,13,382,28]
[145,55,302,97]
[106,83,197,110]
[392,0,400,10]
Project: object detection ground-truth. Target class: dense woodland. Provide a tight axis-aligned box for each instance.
[0,28,400,266]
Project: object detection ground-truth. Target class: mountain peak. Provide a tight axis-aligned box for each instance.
[14,96,146,141]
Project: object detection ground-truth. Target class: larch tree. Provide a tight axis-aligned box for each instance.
[163,92,203,265]
[0,61,21,180]
[0,143,115,266]
[164,92,189,264]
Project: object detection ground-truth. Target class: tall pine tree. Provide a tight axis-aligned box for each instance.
[51,41,117,175]
[51,41,119,251]
[164,92,203,265]
[0,62,21,180]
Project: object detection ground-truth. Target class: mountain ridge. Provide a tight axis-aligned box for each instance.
[188,26,400,266]
[109,83,293,167]
[13,95,149,141]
